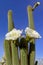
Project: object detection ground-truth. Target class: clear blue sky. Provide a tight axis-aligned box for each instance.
[0,0,43,60]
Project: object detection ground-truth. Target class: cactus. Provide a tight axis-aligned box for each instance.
[20,48,28,65]
[4,40,12,65]
[27,6,35,65]
[20,38,28,65]
[4,10,19,65]
[27,6,34,29]
[4,10,14,65]
[8,10,19,65]
[11,41,19,65]
[8,10,14,32]
[8,10,15,63]
[3,4,40,65]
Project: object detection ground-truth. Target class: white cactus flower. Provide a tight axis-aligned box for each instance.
[37,2,40,5]
[5,28,23,40]
[25,27,41,39]
[0,58,5,63]
[1,58,5,63]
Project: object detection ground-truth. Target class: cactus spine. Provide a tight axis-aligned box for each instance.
[27,6,35,65]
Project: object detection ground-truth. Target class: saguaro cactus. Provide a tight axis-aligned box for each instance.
[4,10,14,65]
[4,10,20,65]
[27,6,35,65]
[3,2,40,65]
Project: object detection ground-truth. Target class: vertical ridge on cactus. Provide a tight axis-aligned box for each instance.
[27,5,35,65]
[20,38,28,65]
[4,40,12,65]
[20,48,28,65]
[11,41,19,65]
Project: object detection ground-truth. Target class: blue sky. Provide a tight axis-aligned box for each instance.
[0,0,43,60]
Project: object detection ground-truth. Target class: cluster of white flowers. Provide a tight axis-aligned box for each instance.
[5,27,41,40]
[25,27,41,39]
[5,29,23,40]
[0,55,6,65]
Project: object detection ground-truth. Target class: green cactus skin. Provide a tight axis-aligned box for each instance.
[27,6,34,29]
[20,48,28,65]
[27,6,35,65]
[11,41,19,65]
[28,41,35,65]
[4,10,14,65]
[4,40,12,65]
[8,10,14,32]
[8,10,15,63]
[20,38,28,65]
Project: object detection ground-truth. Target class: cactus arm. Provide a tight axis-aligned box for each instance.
[8,10,14,32]
[4,40,12,65]
[8,10,19,65]
[27,6,35,65]
[27,6,34,29]
[11,41,19,65]
[4,10,14,65]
